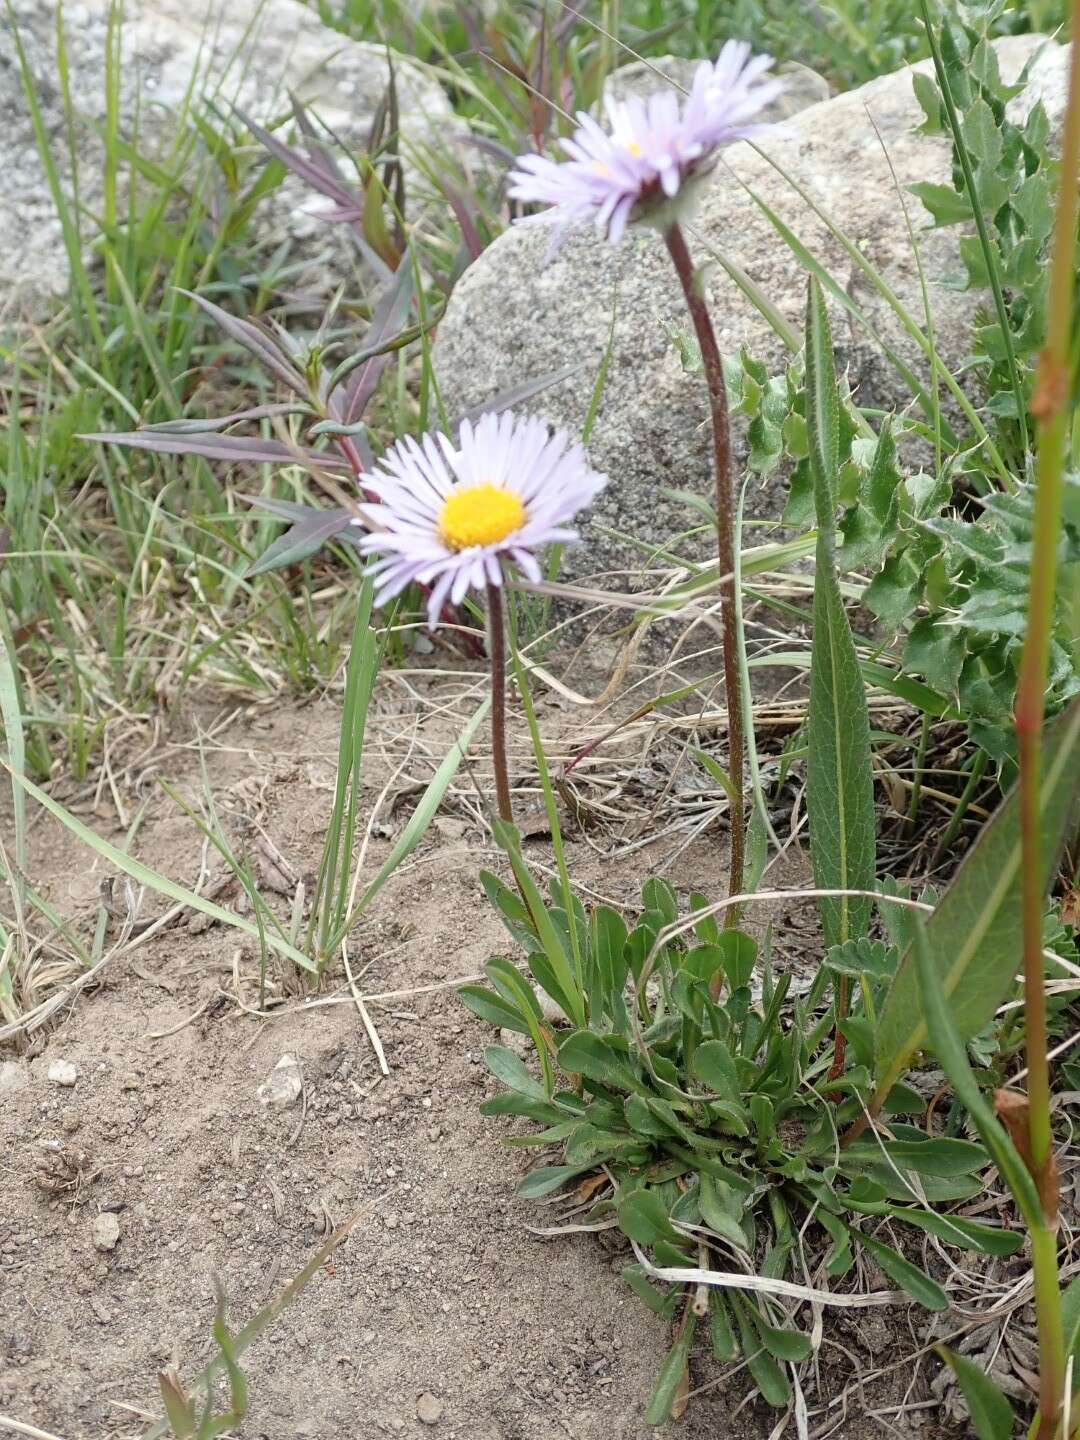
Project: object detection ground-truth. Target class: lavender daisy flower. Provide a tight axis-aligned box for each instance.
[507,40,783,244]
[355,411,606,629]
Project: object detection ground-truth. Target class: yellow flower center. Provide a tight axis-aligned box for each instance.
[438,485,526,551]
[627,141,642,157]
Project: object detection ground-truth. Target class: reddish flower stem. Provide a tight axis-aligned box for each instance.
[664,222,746,930]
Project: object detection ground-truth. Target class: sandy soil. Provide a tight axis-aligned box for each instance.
[0,684,936,1440]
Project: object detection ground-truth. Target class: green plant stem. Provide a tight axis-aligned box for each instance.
[904,712,932,831]
[1018,3,1080,1188]
[1031,1221,1068,1440]
[487,581,514,824]
[1015,8,1080,1434]
[919,0,1029,459]
[929,747,989,870]
[664,221,745,921]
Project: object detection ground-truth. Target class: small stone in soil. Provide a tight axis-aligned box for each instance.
[91,1213,120,1252]
[416,1393,444,1425]
[0,1060,25,1092]
[257,1054,302,1109]
[48,1059,79,1087]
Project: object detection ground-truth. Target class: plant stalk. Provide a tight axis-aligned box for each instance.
[1015,8,1080,1432]
[664,221,746,920]
[487,581,514,824]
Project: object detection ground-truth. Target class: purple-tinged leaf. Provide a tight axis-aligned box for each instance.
[452,364,585,436]
[177,289,309,399]
[241,494,335,522]
[366,56,400,160]
[80,430,352,469]
[290,94,355,194]
[326,312,434,407]
[236,107,359,217]
[345,227,397,287]
[440,180,486,263]
[455,132,519,171]
[139,404,310,435]
[246,508,360,577]
[332,262,415,425]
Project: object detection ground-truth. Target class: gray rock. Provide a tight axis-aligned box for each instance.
[604,55,829,118]
[1,0,454,314]
[0,1060,26,1093]
[257,1052,302,1108]
[91,1211,120,1252]
[433,36,1059,580]
[47,1058,79,1087]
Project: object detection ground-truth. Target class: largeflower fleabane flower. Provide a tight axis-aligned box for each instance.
[355,411,607,627]
[507,41,783,244]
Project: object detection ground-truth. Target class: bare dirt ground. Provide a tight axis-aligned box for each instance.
[0,676,935,1440]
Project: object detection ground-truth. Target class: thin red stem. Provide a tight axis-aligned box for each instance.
[664,222,746,920]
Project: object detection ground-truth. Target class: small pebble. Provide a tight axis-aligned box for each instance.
[48,1059,79,1088]
[257,1054,302,1109]
[60,1109,81,1134]
[91,1213,120,1253]
[0,1061,25,1093]
[416,1393,444,1426]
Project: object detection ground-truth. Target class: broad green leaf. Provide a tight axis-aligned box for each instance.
[879,1207,1022,1256]
[909,180,972,226]
[852,1229,948,1311]
[874,698,1080,1097]
[710,1292,739,1359]
[589,904,628,1010]
[483,1045,546,1100]
[753,1317,812,1364]
[844,1136,988,1178]
[730,1294,790,1406]
[935,1346,1014,1440]
[693,1039,742,1101]
[483,958,555,1094]
[517,1164,594,1200]
[558,1031,645,1094]
[623,1264,678,1319]
[493,821,586,1029]
[644,1313,697,1425]
[618,1189,680,1246]
[458,986,529,1035]
[909,916,1041,1227]
[803,278,877,951]
[705,929,756,991]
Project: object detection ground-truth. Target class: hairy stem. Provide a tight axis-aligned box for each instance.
[664,222,746,924]
[487,581,514,824]
[1015,7,1080,1431]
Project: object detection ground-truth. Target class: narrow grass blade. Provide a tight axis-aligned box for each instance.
[0,616,26,895]
[325,696,490,951]
[142,1213,365,1440]
[2,765,316,972]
